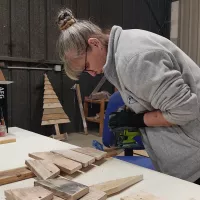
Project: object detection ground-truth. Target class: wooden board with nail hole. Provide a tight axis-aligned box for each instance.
[25,159,60,180]
[29,152,82,174]
[0,167,35,186]
[5,186,53,200]
[35,177,89,200]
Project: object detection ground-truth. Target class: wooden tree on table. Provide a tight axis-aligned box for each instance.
[41,74,70,140]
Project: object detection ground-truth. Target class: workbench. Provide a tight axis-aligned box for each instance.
[0,127,200,200]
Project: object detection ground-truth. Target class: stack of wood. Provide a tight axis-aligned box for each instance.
[42,74,70,140]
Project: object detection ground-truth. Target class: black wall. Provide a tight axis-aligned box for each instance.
[0,0,171,135]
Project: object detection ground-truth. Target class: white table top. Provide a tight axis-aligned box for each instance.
[0,127,200,200]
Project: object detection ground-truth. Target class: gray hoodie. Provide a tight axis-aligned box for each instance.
[103,26,200,182]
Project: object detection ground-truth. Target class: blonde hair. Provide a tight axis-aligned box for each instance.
[57,8,108,80]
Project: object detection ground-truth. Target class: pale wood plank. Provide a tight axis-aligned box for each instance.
[43,108,65,114]
[35,177,89,200]
[41,119,70,125]
[5,186,53,200]
[53,196,63,200]
[44,95,58,99]
[0,135,16,144]
[29,152,82,174]
[25,159,60,180]
[45,80,51,85]
[43,103,62,109]
[72,147,107,160]
[121,191,164,200]
[44,90,56,95]
[80,187,107,200]
[42,114,68,121]
[92,175,143,196]
[45,85,53,90]
[0,167,35,186]
[44,98,59,103]
[52,150,95,167]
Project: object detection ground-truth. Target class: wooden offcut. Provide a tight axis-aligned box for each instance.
[121,192,164,200]
[72,147,107,161]
[42,113,69,121]
[43,103,62,109]
[5,186,53,200]
[44,94,58,99]
[35,177,89,200]
[91,175,143,196]
[25,159,60,180]
[44,90,56,95]
[52,150,95,167]
[0,135,16,144]
[0,167,35,186]
[29,152,82,174]
[43,108,65,114]
[80,187,107,200]
[44,98,60,103]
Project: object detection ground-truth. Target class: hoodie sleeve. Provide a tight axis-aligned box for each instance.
[122,50,199,125]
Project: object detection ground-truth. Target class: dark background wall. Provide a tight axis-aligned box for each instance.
[0,0,171,135]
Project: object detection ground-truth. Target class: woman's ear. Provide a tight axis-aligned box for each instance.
[88,38,101,47]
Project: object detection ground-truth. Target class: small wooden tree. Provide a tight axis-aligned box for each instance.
[41,74,70,140]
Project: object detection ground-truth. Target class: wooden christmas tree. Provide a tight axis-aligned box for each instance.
[41,74,70,140]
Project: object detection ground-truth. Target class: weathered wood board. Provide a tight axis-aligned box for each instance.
[72,147,107,160]
[25,159,60,180]
[80,187,107,200]
[5,186,53,200]
[43,108,65,114]
[0,167,35,186]
[44,99,59,103]
[35,178,89,200]
[29,152,82,174]
[92,175,143,196]
[43,103,62,109]
[42,113,69,121]
[52,150,95,167]
[44,95,58,99]
[41,119,70,125]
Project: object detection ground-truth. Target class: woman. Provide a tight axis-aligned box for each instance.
[57,8,200,184]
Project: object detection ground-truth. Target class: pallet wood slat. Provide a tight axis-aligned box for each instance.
[42,113,69,121]
[0,167,35,186]
[25,159,60,180]
[44,98,59,103]
[29,152,82,174]
[5,186,53,200]
[42,119,70,125]
[92,175,143,196]
[35,177,89,200]
[43,103,62,109]
[72,147,107,161]
[44,90,56,95]
[52,150,95,167]
[43,108,65,114]
[80,187,107,200]
[44,95,58,99]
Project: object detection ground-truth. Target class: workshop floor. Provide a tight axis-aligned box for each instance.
[67,131,102,147]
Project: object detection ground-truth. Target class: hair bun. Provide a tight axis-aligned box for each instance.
[57,8,76,31]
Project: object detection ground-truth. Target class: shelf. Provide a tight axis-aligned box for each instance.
[86,117,100,123]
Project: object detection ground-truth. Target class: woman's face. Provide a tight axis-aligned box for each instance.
[67,38,107,77]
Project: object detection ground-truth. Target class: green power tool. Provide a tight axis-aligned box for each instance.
[111,126,145,149]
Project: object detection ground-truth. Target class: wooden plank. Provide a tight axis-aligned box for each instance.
[44,98,59,103]
[0,135,16,144]
[42,113,68,121]
[43,103,62,109]
[53,196,63,200]
[44,95,58,99]
[35,177,89,200]
[45,85,53,90]
[72,147,107,160]
[44,90,56,95]
[0,0,10,56]
[45,81,51,85]
[42,119,70,125]
[52,150,95,167]
[5,186,53,200]
[25,159,60,180]
[54,124,61,136]
[80,187,107,200]
[11,69,30,130]
[121,191,164,200]
[92,175,143,196]
[43,108,65,114]
[0,167,35,186]
[29,152,82,174]
[30,0,46,60]
[133,150,149,158]
[11,0,29,57]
